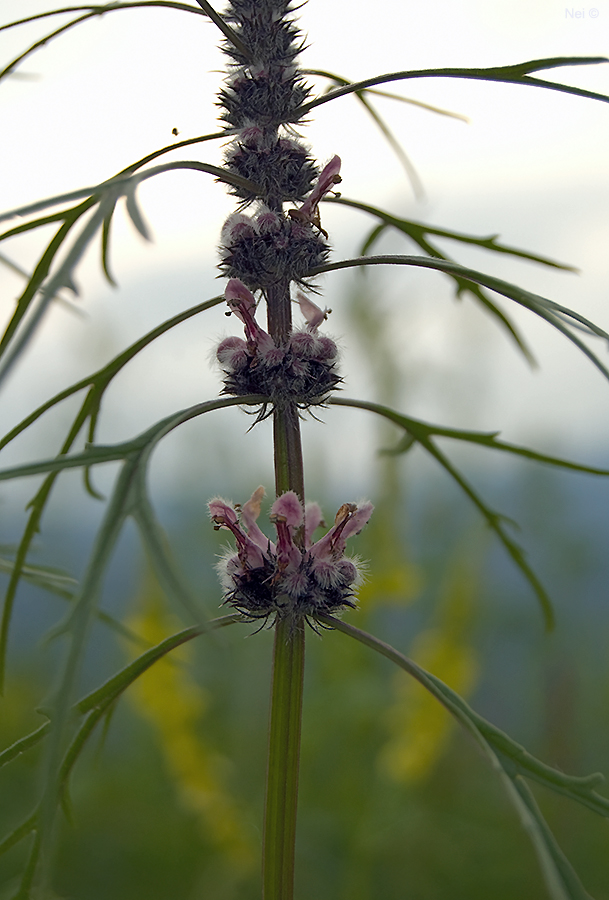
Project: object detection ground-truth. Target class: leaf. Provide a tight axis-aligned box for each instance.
[132,483,206,621]
[76,615,240,718]
[0,722,51,770]
[313,255,609,385]
[331,397,609,477]
[304,68,424,197]
[0,160,258,376]
[0,394,265,484]
[124,181,152,241]
[330,197,576,271]
[327,197,580,361]
[319,615,605,900]
[329,397,609,626]
[100,200,118,287]
[0,812,37,859]
[0,296,224,454]
[0,162,258,226]
[0,556,77,599]
[0,312,231,691]
[306,68,470,122]
[0,4,210,84]
[298,57,609,118]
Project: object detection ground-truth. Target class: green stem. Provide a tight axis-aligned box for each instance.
[263,617,305,900]
[263,277,306,899]
[273,405,305,501]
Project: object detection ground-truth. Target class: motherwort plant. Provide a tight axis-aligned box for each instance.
[1,2,609,898]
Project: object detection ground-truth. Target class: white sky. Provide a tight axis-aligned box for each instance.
[1,0,609,502]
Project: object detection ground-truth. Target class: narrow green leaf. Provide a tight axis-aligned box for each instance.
[124,182,152,241]
[354,92,424,198]
[329,397,561,626]
[76,614,240,717]
[0,812,37,859]
[0,2,207,35]
[329,197,576,271]
[319,616,603,900]
[330,397,609,476]
[34,454,142,891]
[0,297,224,454]
[0,4,209,84]
[0,722,51,770]
[0,394,95,694]
[306,68,469,121]
[341,200,544,360]
[0,210,70,243]
[0,556,77,599]
[297,57,609,118]
[0,202,94,363]
[359,223,387,256]
[100,202,118,287]
[133,494,205,621]
[312,256,609,383]
[0,394,266,484]
[0,162,259,225]
[0,613,238,783]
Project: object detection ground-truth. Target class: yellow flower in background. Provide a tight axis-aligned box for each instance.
[379,557,479,784]
[125,581,256,872]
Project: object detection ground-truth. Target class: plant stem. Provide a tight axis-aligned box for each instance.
[263,277,306,899]
[263,617,305,900]
[273,405,305,501]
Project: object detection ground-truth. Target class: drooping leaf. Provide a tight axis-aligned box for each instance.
[0,3,211,84]
[329,397,609,627]
[0,296,223,454]
[330,197,576,271]
[306,68,469,121]
[320,615,605,900]
[298,57,609,118]
[313,256,609,384]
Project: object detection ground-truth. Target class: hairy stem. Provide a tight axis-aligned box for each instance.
[263,276,306,900]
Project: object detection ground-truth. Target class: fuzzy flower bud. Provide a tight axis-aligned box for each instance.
[219,209,330,291]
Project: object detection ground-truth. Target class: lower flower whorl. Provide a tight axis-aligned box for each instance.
[209,489,373,626]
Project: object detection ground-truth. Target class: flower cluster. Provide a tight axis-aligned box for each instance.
[218,0,311,132]
[219,155,340,292]
[216,6,343,413]
[219,199,330,291]
[209,487,373,625]
[218,1,341,293]
[218,0,318,211]
[217,278,340,410]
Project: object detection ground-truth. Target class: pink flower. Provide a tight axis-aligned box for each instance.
[295,291,329,331]
[217,279,340,409]
[298,155,342,220]
[287,155,341,237]
[209,488,373,625]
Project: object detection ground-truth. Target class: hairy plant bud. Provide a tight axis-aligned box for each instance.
[219,212,329,291]
[225,133,318,205]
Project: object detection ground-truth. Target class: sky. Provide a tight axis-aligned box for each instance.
[0,0,609,504]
